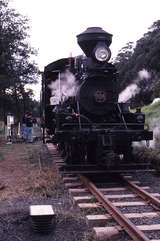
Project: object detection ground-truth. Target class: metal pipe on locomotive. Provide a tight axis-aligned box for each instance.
[42,27,152,168]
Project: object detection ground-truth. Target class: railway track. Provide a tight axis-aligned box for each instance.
[47,144,160,241]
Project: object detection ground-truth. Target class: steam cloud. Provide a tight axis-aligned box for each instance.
[147,117,160,149]
[150,126,160,148]
[48,70,77,105]
[118,84,140,103]
[118,69,151,103]
[138,69,151,80]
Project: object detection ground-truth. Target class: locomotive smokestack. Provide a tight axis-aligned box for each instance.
[76,27,112,58]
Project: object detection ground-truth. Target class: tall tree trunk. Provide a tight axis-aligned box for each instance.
[14,86,21,122]
[20,85,26,114]
[2,88,6,132]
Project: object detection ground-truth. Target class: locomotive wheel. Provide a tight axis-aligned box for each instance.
[65,142,85,164]
[96,147,119,168]
[104,150,119,168]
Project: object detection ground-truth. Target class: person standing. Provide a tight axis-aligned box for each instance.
[25,112,33,143]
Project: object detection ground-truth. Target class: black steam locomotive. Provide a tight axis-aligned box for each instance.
[42,27,152,168]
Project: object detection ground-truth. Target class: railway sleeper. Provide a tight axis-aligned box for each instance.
[78,201,147,208]
[72,193,160,203]
[94,225,160,241]
[69,186,150,195]
[86,212,160,227]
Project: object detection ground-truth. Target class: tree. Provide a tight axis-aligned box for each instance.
[114,42,134,91]
[114,20,160,106]
[0,0,39,122]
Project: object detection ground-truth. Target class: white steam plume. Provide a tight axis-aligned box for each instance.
[150,126,160,149]
[118,84,140,103]
[147,117,160,149]
[137,69,151,80]
[48,70,77,105]
[151,98,160,105]
[118,69,151,103]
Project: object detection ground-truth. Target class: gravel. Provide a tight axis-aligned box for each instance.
[131,216,160,225]
[132,171,160,193]
[147,230,160,239]
[0,186,91,241]
[0,142,93,241]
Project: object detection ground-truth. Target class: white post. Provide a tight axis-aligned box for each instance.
[58,72,61,103]
[6,114,14,144]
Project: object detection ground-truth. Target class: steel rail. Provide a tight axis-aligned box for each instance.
[80,175,150,241]
[121,175,160,209]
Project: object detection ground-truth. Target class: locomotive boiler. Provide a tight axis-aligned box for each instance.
[42,27,152,168]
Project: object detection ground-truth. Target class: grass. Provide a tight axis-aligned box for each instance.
[0,153,3,161]
[25,166,61,198]
[142,100,160,127]
[0,142,63,201]
[82,231,96,241]
[142,100,160,114]
[23,145,62,198]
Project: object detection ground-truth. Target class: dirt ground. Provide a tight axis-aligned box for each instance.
[1,139,160,241]
[0,140,91,241]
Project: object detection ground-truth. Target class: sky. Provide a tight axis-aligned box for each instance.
[10,0,160,100]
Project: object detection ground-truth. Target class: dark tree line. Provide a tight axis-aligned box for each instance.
[114,20,160,107]
[0,0,39,123]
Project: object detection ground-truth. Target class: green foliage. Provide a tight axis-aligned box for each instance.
[142,100,160,126]
[114,20,160,106]
[0,0,39,122]
[114,42,135,91]
[142,101,160,114]
[0,0,38,85]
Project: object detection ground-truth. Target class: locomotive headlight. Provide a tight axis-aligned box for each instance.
[94,45,111,62]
